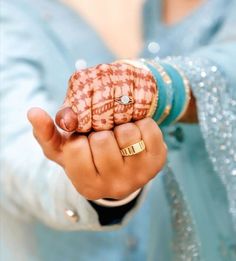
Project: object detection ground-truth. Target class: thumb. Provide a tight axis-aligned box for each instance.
[55,107,78,132]
[27,107,62,159]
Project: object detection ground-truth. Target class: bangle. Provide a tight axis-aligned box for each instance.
[92,188,142,207]
[116,59,149,71]
[115,59,158,118]
[159,63,190,126]
[141,60,173,124]
[165,63,191,122]
[144,60,173,124]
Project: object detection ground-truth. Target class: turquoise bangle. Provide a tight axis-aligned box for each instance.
[159,63,187,126]
[143,62,167,122]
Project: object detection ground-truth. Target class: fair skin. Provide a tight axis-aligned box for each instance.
[28,0,201,200]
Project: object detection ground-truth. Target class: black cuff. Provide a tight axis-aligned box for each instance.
[88,193,141,226]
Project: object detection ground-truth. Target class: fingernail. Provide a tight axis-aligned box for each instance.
[60,119,70,131]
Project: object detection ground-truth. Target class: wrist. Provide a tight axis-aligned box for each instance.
[177,90,198,123]
[140,59,193,125]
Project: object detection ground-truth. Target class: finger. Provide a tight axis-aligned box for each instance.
[132,67,155,120]
[134,118,166,156]
[27,107,62,161]
[64,70,93,133]
[91,64,115,131]
[55,107,78,132]
[110,63,134,125]
[74,69,93,133]
[88,130,123,176]
[113,122,146,165]
[63,135,101,196]
[135,118,167,177]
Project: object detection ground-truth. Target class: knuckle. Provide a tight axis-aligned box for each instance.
[96,63,110,75]
[137,118,162,135]
[135,172,150,187]
[88,131,112,145]
[148,153,167,178]
[75,138,88,152]
[136,117,153,127]
[109,182,130,199]
[79,186,101,200]
[66,135,88,151]
[119,63,130,71]
[114,122,137,138]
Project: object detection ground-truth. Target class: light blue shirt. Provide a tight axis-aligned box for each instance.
[1,0,236,260]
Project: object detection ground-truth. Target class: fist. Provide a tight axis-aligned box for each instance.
[62,118,167,200]
[28,106,167,201]
[56,62,157,133]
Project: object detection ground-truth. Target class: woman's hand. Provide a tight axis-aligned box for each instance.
[55,62,157,133]
[28,108,167,200]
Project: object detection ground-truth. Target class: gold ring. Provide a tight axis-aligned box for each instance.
[120,140,145,157]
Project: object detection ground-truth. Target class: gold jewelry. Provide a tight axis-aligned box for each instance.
[147,60,173,125]
[114,59,150,71]
[146,93,158,118]
[166,63,191,123]
[120,140,145,157]
[93,188,142,207]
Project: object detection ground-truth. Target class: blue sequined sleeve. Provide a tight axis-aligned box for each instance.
[165,6,236,229]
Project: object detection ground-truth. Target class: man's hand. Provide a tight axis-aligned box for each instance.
[28,107,167,200]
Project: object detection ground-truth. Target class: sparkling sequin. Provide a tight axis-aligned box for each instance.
[163,167,201,261]
[166,56,236,231]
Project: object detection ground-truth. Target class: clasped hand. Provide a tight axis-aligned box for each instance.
[28,62,167,200]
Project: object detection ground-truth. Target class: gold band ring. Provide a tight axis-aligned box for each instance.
[120,140,145,157]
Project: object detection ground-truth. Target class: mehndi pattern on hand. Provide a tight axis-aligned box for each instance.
[56,62,157,133]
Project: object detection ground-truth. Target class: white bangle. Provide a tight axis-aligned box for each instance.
[92,188,142,207]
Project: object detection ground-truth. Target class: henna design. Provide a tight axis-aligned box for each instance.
[55,62,157,133]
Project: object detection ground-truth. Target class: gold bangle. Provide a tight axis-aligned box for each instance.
[145,60,173,125]
[165,63,191,123]
[146,93,158,118]
[115,59,150,71]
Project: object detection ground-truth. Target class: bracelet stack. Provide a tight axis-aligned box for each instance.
[140,59,191,126]
[92,59,191,208]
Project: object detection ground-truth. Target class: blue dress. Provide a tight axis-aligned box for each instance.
[1,0,236,260]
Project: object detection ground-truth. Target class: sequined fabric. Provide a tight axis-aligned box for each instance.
[166,56,236,230]
[163,167,201,261]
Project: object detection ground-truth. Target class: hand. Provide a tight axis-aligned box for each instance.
[55,62,157,133]
[28,108,167,200]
